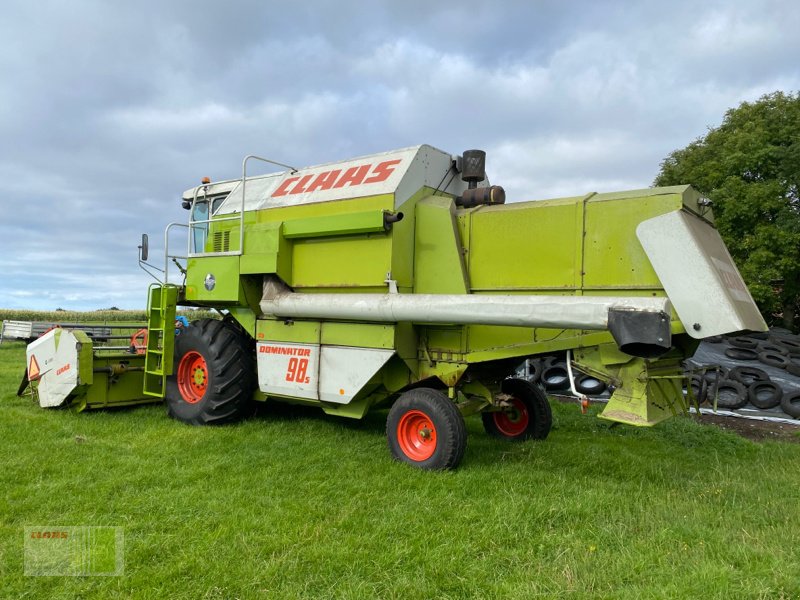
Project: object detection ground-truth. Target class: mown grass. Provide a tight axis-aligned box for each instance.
[1,340,800,598]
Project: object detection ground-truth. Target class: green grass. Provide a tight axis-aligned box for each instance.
[1,340,800,599]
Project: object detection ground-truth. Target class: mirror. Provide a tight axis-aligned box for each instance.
[139,233,149,262]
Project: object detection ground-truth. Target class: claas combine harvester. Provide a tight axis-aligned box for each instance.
[24,145,767,469]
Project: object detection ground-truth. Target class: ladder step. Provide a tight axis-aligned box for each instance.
[142,283,178,399]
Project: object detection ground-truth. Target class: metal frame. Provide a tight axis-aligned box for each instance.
[164,223,189,285]
[186,154,297,260]
[186,183,241,259]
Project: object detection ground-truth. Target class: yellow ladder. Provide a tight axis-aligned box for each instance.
[143,284,178,398]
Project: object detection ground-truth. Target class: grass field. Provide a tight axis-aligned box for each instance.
[2,340,800,599]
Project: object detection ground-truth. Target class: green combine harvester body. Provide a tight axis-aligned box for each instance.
[24,144,767,469]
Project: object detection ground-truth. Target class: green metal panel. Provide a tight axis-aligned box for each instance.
[390,187,440,292]
[414,196,469,294]
[583,190,682,289]
[227,307,257,338]
[320,322,395,349]
[283,210,388,239]
[572,344,687,426]
[72,330,94,386]
[255,194,394,223]
[186,256,241,302]
[292,235,393,289]
[240,221,291,277]
[84,354,149,409]
[465,198,581,291]
[319,394,377,419]
[257,319,320,344]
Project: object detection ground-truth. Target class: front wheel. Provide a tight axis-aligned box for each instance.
[387,388,467,470]
[482,378,552,441]
[165,318,256,425]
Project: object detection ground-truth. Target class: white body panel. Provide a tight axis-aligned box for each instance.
[257,341,395,404]
[260,292,671,330]
[256,342,319,400]
[636,210,767,338]
[319,347,394,404]
[200,145,485,214]
[26,329,81,408]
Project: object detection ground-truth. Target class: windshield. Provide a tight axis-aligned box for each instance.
[191,201,209,254]
[190,195,229,254]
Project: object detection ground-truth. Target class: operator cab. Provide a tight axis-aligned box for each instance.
[189,195,227,253]
[180,177,239,254]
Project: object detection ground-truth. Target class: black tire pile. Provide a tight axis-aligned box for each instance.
[517,355,608,397]
[686,329,800,419]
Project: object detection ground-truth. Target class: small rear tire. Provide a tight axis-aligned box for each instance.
[482,378,553,441]
[387,388,467,470]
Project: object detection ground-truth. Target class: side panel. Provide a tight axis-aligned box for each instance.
[414,196,469,294]
[636,210,767,337]
[256,339,395,405]
[255,320,397,405]
[292,235,393,289]
[466,199,581,291]
[319,347,394,403]
[582,194,674,289]
[257,342,320,400]
[185,256,241,302]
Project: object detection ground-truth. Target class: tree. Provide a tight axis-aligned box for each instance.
[654,91,800,330]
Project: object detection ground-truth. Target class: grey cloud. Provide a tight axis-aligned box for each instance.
[1,0,799,309]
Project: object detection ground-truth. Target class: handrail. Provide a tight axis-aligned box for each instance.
[164,222,190,285]
[182,154,298,262]
[240,155,298,258]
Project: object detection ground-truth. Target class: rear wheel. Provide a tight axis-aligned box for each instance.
[482,378,552,441]
[166,318,256,425]
[387,388,467,470]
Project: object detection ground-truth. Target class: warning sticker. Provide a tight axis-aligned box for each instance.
[28,355,41,381]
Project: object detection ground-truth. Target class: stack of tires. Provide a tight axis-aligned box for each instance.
[516,355,607,397]
[686,329,800,419]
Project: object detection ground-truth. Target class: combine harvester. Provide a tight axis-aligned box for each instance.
[24,145,766,469]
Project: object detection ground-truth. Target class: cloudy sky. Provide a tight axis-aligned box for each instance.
[1,0,799,310]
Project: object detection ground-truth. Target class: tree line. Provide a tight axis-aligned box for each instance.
[655,91,800,331]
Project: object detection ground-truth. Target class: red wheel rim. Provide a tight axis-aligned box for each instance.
[397,410,437,461]
[493,397,530,437]
[177,351,208,404]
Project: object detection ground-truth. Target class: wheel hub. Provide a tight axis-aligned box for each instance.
[177,351,208,404]
[493,396,530,437]
[397,410,437,461]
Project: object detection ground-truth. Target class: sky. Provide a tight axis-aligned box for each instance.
[1,0,799,310]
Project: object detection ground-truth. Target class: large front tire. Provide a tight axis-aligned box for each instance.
[482,378,552,441]
[387,388,467,470]
[165,318,256,425]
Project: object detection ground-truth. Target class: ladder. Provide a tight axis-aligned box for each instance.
[143,284,178,398]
